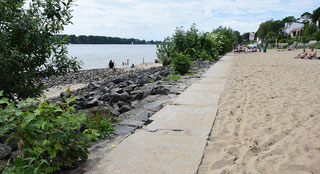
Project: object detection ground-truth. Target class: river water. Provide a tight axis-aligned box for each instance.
[67,44,158,70]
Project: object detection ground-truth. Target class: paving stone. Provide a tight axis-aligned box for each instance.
[118,119,144,128]
[92,130,207,174]
[185,83,225,93]
[113,125,136,136]
[144,101,163,112]
[173,92,220,107]
[147,105,217,135]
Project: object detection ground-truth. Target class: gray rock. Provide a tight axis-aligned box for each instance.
[89,91,96,96]
[119,105,132,113]
[131,90,144,100]
[111,92,130,102]
[131,100,140,108]
[113,125,136,135]
[118,82,127,88]
[76,95,86,101]
[73,104,82,110]
[117,101,127,108]
[100,87,110,93]
[144,101,163,112]
[113,103,120,111]
[109,107,120,116]
[0,144,12,159]
[99,94,111,102]
[60,91,70,98]
[132,110,149,122]
[77,100,87,108]
[123,86,133,93]
[86,98,98,108]
[113,78,123,84]
[88,82,101,89]
[129,84,139,89]
[111,88,123,94]
[118,119,144,128]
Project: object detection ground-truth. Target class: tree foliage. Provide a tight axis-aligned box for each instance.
[312,7,320,23]
[303,24,318,36]
[157,24,239,74]
[55,34,160,44]
[0,0,81,100]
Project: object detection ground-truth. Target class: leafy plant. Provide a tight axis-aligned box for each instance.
[163,73,180,82]
[171,52,191,75]
[156,37,174,66]
[0,91,94,173]
[0,0,82,100]
[84,112,114,141]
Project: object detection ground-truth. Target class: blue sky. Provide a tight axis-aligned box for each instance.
[63,0,319,40]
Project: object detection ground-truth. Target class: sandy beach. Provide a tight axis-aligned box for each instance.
[199,49,320,173]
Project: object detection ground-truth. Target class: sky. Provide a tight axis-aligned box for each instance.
[63,0,319,41]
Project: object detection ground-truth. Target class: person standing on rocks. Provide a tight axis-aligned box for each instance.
[109,60,116,75]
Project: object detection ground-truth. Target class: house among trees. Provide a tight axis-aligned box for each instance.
[297,13,312,23]
[283,22,304,37]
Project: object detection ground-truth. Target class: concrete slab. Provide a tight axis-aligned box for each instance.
[185,83,225,93]
[90,130,207,174]
[147,105,217,135]
[197,77,227,84]
[173,91,220,107]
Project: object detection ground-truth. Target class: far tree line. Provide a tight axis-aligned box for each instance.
[55,34,161,44]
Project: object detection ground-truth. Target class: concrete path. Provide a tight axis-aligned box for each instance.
[86,54,235,174]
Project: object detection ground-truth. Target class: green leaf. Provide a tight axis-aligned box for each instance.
[54,142,63,151]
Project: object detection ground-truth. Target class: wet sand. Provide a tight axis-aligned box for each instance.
[198,49,320,174]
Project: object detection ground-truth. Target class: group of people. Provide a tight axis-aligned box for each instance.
[295,47,318,59]
[234,45,262,53]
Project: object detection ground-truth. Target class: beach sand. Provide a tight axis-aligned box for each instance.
[198,49,320,173]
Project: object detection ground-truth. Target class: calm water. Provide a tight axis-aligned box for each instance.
[67,44,157,70]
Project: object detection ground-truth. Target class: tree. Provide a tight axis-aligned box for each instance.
[303,24,318,36]
[0,0,81,100]
[301,12,312,17]
[282,16,296,23]
[311,7,320,24]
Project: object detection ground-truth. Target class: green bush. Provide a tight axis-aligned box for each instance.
[0,92,104,173]
[312,31,320,41]
[171,53,191,75]
[288,40,294,46]
[156,24,238,63]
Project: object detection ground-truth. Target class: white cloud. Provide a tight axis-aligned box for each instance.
[63,0,319,40]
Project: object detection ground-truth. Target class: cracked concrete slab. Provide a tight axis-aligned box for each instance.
[89,130,207,174]
[173,91,220,107]
[147,105,217,135]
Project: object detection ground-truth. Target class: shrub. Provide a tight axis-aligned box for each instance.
[171,53,191,75]
[312,31,320,41]
[0,92,99,173]
[156,38,174,66]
